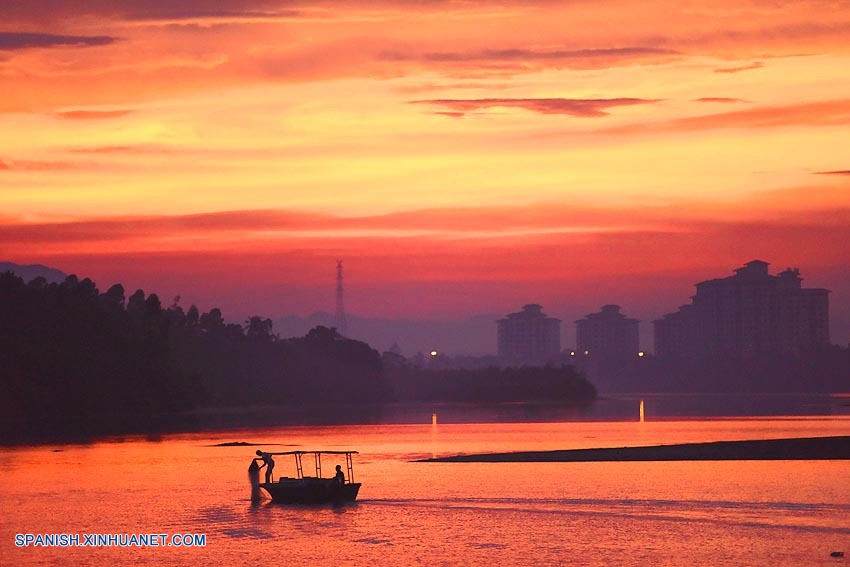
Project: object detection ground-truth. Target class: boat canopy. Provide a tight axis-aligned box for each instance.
[266,450,359,456]
[262,450,358,482]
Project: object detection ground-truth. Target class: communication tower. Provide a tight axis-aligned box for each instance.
[334,260,348,336]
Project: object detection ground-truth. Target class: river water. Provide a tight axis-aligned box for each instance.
[2,397,849,566]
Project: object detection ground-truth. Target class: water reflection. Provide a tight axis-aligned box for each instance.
[3,393,849,446]
[2,417,849,565]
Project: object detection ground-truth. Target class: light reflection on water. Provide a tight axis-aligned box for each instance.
[1,417,849,566]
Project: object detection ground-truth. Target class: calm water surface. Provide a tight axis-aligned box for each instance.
[2,413,849,566]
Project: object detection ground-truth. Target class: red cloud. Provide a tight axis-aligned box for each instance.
[0,159,73,171]
[714,62,764,73]
[55,110,133,120]
[3,182,850,251]
[0,32,116,50]
[68,146,138,154]
[606,98,850,133]
[412,98,661,117]
[694,97,746,103]
[384,46,681,71]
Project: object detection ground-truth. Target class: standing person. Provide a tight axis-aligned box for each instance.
[256,450,275,483]
[248,458,262,502]
[334,464,346,486]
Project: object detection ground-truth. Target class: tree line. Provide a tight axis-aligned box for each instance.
[0,272,596,425]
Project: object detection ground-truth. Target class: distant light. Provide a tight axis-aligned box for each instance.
[430,350,438,357]
[569,351,576,357]
[583,350,589,356]
[638,351,645,357]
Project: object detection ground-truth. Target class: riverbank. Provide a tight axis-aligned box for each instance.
[0,400,602,445]
[418,435,850,462]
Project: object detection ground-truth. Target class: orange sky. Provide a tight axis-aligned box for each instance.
[1,1,849,346]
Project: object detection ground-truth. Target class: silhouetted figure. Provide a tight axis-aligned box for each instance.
[248,458,261,502]
[334,464,345,486]
[256,450,275,483]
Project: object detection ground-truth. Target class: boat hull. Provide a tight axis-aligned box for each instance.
[260,479,361,504]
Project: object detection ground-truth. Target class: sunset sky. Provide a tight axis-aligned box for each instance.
[2,1,849,348]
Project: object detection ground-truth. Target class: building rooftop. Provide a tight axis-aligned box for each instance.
[500,304,559,321]
[576,304,639,324]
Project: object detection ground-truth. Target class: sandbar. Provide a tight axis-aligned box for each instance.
[418,435,850,462]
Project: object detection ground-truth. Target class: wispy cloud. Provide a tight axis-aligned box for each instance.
[0,32,116,50]
[815,170,850,176]
[439,47,676,61]
[122,8,304,26]
[55,110,133,120]
[694,97,747,103]
[0,210,334,244]
[6,185,849,249]
[68,146,139,154]
[387,46,679,65]
[606,98,850,133]
[0,0,292,24]
[395,81,517,94]
[124,8,301,21]
[0,159,73,171]
[411,97,661,117]
[714,61,764,74]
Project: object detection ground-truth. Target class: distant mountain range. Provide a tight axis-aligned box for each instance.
[274,312,500,356]
[0,262,67,284]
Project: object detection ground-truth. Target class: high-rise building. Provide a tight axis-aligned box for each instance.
[654,260,830,356]
[575,305,640,359]
[497,304,561,364]
[652,304,699,357]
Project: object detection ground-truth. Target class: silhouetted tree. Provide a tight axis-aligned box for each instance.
[245,316,275,342]
[186,305,200,326]
[102,283,125,307]
[200,307,224,334]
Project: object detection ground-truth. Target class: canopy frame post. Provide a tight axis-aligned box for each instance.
[346,452,354,483]
[295,453,304,480]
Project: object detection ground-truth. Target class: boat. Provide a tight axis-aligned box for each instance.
[255,450,361,504]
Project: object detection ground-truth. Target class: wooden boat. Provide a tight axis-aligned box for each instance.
[257,450,361,504]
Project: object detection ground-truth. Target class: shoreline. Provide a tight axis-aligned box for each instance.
[418,435,850,462]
